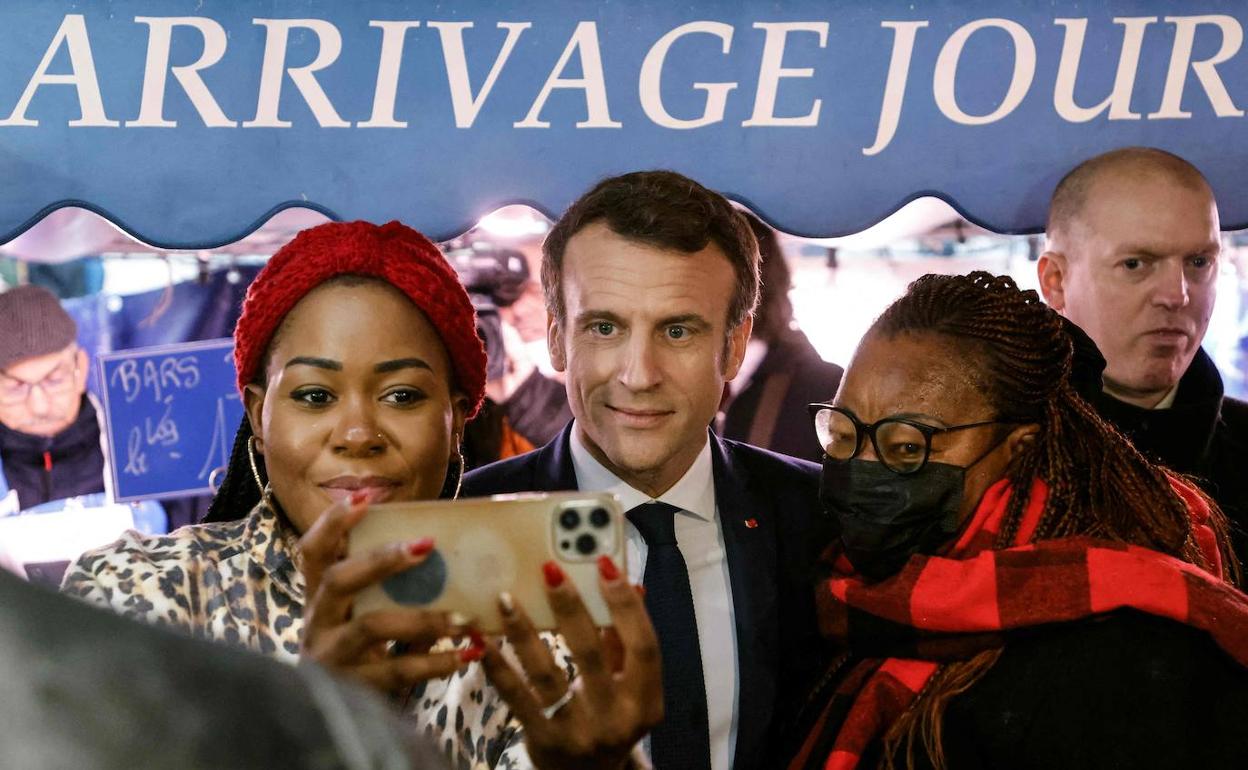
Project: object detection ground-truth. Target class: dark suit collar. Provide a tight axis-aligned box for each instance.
[1094,348,1225,471]
[710,432,779,766]
[536,421,580,491]
[709,432,750,526]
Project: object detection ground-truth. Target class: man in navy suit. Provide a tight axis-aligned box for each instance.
[463,171,834,770]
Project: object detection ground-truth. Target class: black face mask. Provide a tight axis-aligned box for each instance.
[819,459,966,580]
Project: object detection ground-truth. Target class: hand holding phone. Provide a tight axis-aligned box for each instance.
[349,492,627,634]
[299,492,482,696]
[482,554,663,770]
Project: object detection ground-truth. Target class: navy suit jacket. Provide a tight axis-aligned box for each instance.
[462,424,834,769]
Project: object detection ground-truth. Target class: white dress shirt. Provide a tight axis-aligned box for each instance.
[569,425,739,770]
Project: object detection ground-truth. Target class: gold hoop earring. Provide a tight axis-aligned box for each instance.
[451,454,464,500]
[449,435,464,500]
[247,436,265,494]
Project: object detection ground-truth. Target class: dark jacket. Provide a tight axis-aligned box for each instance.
[462,424,836,770]
[0,394,105,509]
[503,369,573,448]
[1092,349,1248,566]
[790,611,1248,769]
[903,611,1248,769]
[721,331,843,463]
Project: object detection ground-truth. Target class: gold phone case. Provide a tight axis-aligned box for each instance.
[350,492,625,634]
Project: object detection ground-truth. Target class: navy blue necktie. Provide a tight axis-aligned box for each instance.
[627,502,712,770]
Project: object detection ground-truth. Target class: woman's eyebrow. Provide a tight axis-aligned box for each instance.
[281,357,434,374]
[374,358,433,374]
[893,411,947,427]
[284,356,341,371]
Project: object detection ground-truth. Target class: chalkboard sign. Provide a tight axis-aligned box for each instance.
[99,339,243,502]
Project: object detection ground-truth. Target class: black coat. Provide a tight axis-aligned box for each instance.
[721,331,844,464]
[786,610,1248,769]
[1092,349,1248,568]
[0,394,105,509]
[907,611,1248,769]
[462,424,836,770]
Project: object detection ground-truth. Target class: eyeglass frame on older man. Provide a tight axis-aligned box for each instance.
[0,348,81,407]
[807,403,1024,475]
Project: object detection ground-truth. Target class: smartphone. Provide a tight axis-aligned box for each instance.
[349,492,626,634]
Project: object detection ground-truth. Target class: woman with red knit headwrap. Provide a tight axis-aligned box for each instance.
[786,272,1248,770]
[63,221,661,770]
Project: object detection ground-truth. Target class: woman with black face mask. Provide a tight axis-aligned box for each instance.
[786,272,1248,770]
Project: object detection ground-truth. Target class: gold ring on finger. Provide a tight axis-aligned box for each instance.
[540,688,575,720]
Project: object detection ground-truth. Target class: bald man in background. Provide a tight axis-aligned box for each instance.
[1038,147,1248,570]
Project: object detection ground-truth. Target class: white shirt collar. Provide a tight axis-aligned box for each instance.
[1104,383,1181,410]
[568,422,716,521]
[1153,384,1180,410]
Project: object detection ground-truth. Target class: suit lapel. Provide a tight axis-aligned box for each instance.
[541,426,782,764]
[711,433,780,767]
[535,422,580,491]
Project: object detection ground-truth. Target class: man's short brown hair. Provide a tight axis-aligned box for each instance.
[542,170,760,330]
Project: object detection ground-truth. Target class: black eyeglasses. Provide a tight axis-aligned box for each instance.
[0,357,79,407]
[808,403,1017,475]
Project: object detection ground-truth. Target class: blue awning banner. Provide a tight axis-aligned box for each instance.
[1,0,1246,246]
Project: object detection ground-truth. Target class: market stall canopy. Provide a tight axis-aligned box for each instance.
[2,0,1246,248]
[0,206,330,263]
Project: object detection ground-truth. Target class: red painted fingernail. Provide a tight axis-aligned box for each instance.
[408,537,435,557]
[542,561,565,588]
[469,629,485,648]
[459,646,484,663]
[634,584,647,599]
[597,555,620,581]
[350,490,369,506]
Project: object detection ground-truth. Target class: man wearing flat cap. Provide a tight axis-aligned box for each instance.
[0,285,105,510]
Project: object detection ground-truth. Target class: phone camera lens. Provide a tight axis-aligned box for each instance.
[575,534,597,555]
[559,509,581,530]
[589,507,610,528]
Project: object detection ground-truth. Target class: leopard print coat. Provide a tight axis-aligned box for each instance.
[61,500,564,770]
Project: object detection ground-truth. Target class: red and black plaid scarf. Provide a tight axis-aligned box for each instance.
[790,477,1248,770]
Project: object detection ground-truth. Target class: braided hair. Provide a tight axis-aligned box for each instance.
[869,271,1236,769]
[204,417,266,523]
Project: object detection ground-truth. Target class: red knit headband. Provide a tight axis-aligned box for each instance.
[233,220,486,418]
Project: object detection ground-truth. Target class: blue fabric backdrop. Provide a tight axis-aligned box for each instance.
[2,1,1247,245]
